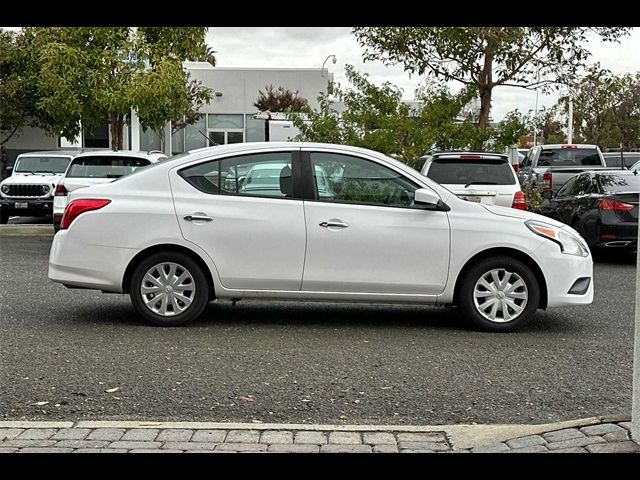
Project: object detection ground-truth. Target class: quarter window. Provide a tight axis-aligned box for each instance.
[179,152,294,198]
[309,152,418,208]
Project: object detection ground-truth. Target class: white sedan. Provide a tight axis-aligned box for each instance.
[48,142,593,332]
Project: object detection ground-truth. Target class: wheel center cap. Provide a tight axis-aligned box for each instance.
[164,285,173,293]
[497,291,506,299]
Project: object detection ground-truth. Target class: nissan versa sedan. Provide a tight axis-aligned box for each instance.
[48,142,594,332]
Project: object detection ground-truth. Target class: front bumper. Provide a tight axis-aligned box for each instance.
[532,240,594,308]
[0,197,53,216]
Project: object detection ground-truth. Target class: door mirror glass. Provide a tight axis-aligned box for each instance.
[414,188,440,207]
[542,189,553,200]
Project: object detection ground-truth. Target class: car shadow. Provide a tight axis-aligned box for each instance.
[592,249,638,265]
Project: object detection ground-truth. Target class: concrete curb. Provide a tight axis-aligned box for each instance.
[0,225,53,236]
[0,416,630,451]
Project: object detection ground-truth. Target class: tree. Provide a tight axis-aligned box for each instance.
[353,27,630,128]
[26,27,214,150]
[290,65,480,169]
[254,85,308,113]
[557,65,640,149]
[0,29,51,145]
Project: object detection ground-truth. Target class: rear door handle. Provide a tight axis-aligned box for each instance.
[184,215,213,222]
[319,221,349,229]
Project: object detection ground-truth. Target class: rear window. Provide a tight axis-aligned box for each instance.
[597,174,640,193]
[426,159,516,185]
[66,156,151,178]
[15,156,71,174]
[603,153,640,168]
[537,148,601,167]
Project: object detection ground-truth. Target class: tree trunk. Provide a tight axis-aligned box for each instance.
[478,40,495,129]
[109,112,125,150]
[478,87,492,129]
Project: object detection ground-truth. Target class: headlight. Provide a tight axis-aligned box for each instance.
[41,185,51,194]
[1,184,8,194]
[525,220,589,257]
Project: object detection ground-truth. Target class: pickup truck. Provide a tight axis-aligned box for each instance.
[517,144,609,194]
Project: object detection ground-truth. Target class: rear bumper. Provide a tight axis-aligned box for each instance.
[597,222,637,249]
[0,198,53,216]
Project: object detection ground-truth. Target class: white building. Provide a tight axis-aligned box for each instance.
[2,63,333,165]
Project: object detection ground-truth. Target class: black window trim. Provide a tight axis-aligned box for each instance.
[177,149,304,201]
[301,150,430,211]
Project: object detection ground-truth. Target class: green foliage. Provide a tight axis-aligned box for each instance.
[353,27,630,128]
[23,27,213,150]
[0,28,52,144]
[557,65,640,149]
[522,183,544,212]
[254,85,308,113]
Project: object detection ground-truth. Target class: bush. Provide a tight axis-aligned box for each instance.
[522,183,544,212]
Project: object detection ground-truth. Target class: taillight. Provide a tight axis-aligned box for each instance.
[597,198,634,212]
[512,163,520,173]
[55,183,67,196]
[60,199,111,230]
[543,171,552,190]
[512,190,526,210]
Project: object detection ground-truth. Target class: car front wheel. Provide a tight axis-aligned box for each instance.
[129,252,209,326]
[459,256,539,332]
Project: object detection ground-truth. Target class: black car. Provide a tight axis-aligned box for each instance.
[539,170,639,250]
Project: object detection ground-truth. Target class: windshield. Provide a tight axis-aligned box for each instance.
[66,156,151,178]
[537,148,601,167]
[426,159,516,185]
[14,156,71,174]
[598,174,640,193]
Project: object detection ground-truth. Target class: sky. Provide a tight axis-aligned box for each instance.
[206,27,640,122]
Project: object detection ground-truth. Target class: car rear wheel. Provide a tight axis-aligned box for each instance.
[459,256,539,332]
[129,252,209,326]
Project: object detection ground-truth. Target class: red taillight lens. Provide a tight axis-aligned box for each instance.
[460,154,482,159]
[597,198,634,212]
[55,184,67,196]
[512,190,526,210]
[60,199,111,230]
[512,163,520,173]
[561,145,578,149]
[542,171,552,190]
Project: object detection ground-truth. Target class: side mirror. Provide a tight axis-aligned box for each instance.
[414,188,442,209]
[542,189,553,200]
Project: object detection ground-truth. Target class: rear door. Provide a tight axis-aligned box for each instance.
[170,149,307,291]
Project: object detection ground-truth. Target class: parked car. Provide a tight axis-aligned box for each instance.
[53,150,167,231]
[420,152,525,209]
[605,152,640,169]
[518,144,608,194]
[49,142,593,332]
[538,170,639,251]
[0,150,79,224]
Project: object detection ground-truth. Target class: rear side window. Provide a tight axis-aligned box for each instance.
[426,159,516,185]
[537,148,601,167]
[603,153,640,168]
[597,174,640,193]
[66,156,150,178]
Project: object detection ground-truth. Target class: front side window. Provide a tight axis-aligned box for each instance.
[309,152,418,208]
[180,152,294,198]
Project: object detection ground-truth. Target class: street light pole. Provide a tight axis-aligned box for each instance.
[321,55,337,78]
[567,96,574,144]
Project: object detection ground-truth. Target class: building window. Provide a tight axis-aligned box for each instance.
[185,117,207,151]
[172,127,185,155]
[84,122,109,148]
[208,130,244,145]
[246,115,266,142]
[140,128,162,152]
[208,114,244,129]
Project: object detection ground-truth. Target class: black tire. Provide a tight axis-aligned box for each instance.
[458,256,540,332]
[129,251,209,326]
[0,209,8,224]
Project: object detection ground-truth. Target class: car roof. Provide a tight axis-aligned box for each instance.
[71,150,167,160]
[539,144,599,149]
[16,150,84,158]
[593,169,640,176]
[430,152,508,160]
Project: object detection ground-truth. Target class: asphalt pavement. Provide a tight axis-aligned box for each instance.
[0,235,636,426]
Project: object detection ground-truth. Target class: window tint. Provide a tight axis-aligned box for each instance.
[310,152,418,208]
[427,159,515,185]
[66,156,150,178]
[179,152,294,198]
[597,174,640,193]
[537,148,601,167]
[556,177,576,197]
[570,175,594,196]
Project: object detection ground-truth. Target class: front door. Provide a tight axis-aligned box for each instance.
[170,150,306,291]
[301,151,450,295]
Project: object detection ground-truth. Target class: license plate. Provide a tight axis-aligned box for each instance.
[15,202,28,209]
[462,196,481,203]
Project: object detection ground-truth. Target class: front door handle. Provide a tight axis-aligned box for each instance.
[184,215,213,222]
[319,221,349,229]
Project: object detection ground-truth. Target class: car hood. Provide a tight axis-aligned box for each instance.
[482,204,566,228]
[1,173,62,185]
